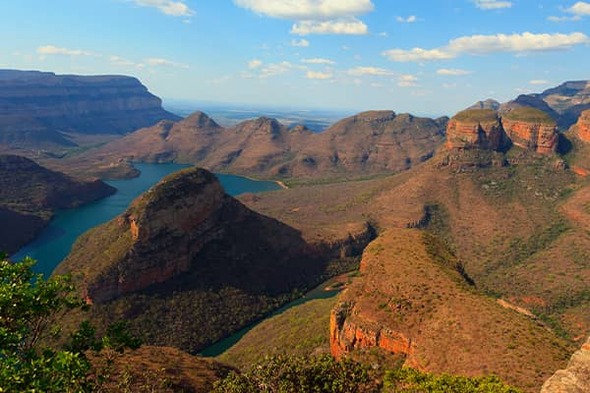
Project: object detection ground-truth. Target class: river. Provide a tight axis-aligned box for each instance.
[12,163,280,277]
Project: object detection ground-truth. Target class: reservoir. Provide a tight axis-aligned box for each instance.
[13,163,280,277]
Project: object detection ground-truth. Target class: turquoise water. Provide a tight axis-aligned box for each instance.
[12,163,280,277]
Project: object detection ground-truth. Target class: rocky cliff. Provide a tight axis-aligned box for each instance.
[0,69,179,149]
[574,109,590,143]
[0,154,115,253]
[329,229,571,392]
[445,109,506,151]
[541,337,590,393]
[55,167,372,352]
[73,110,446,180]
[446,107,558,154]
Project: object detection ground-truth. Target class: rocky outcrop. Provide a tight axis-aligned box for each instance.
[468,99,501,111]
[0,69,179,149]
[446,108,558,154]
[502,107,559,154]
[0,154,115,253]
[574,110,590,142]
[541,337,590,393]
[329,229,571,392]
[446,109,507,151]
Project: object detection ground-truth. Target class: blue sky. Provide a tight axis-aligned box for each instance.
[1,0,590,116]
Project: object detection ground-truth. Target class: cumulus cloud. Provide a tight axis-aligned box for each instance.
[383,32,590,62]
[568,1,590,15]
[233,0,373,19]
[306,70,333,80]
[291,38,310,47]
[109,56,136,67]
[37,45,100,57]
[529,79,551,85]
[145,57,189,68]
[396,15,417,23]
[548,15,582,22]
[133,0,195,17]
[473,0,512,10]
[301,58,335,64]
[347,66,394,76]
[291,19,368,35]
[234,0,373,35]
[436,68,472,76]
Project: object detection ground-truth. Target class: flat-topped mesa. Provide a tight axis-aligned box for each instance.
[574,109,590,142]
[446,109,506,151]
[502,107,559,154]
[350,110,397,124]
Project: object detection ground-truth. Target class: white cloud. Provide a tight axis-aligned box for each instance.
[291,19,368,35]
[397,74,418,87]
[473,0,512,10]
[529,79,551,85]
[37,45,100,57]
[436,68,472,76]
[291,38,310,47]
[347,66,394,76]
[145,57,189,68]
[233,0,373,20]
[245,61,297,78]
[132,0,195,17]
[109,56,136,67]
[568,1,590,16]
[383,48,454,62]
[306,70,333,80]
[248,59,263,69]
[548,15,582,22]
[396,15,417,23]
[302,58,335,64]
[383,32,590,62]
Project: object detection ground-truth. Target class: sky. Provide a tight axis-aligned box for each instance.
[1,0,590,116]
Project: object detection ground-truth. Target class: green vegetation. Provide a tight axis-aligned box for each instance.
[453,109,498,122]
[213,354,380,393]
[0,254,91,392]
[218,297,337,369]
[383,367,523,393]
[502,107,555,124]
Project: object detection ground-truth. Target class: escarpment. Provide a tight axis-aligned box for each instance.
[446,109,506,150]
[329,229,571,392]
[0,69,179,149]
[502,107,559,154]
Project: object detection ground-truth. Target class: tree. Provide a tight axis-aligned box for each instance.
[0,254,91,392]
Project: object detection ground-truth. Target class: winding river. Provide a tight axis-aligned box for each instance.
[13,163,280,277]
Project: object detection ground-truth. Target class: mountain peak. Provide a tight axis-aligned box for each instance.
[180,111,221,129]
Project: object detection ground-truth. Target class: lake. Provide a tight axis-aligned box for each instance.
[12,163,280,277]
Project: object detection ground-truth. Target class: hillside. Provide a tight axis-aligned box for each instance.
[0,154,115,253]
[68,110,446,180]
[55,167,373,353]
[0,70,179,150]
[330,229,571,392]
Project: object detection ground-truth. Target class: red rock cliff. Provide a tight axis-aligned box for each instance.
[446,109,506,151]
[502,119,558,154]
[575,109,590,142]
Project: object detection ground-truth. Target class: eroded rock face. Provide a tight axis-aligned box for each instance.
[446,109,506,151]
[575,110,590,142]
[503,119,558,154]
[541,337,590,393]
[0,70,179,148]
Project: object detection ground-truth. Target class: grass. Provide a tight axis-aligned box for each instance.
[453,109,499,122]
[217,297,337,369]
[502,107,555,124]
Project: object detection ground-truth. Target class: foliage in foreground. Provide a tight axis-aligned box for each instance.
[0,254,140,392]
[212,354,380,393]
[383,367,523,393]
